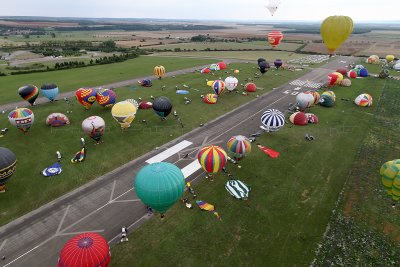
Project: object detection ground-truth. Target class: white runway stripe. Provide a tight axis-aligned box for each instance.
[145,140,192,164]
[181,160,202,178]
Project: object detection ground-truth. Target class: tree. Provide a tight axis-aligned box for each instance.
[50,32,56,38]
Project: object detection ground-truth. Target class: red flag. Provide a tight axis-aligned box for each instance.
[258,145,280,158]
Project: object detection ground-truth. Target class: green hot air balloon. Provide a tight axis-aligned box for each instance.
[134,162,185,213]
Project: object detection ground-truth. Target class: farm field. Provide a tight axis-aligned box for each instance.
[0,62,308,226]
[110,75,400,266]
[152,50,305,61]
[0,56,215,105]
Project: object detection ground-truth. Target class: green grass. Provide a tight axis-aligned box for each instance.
[313,79,400,266]
[0,62,308,226]
[152,51,304,61]
[145,41,302,51]
[0,56,215,105]
[109,74,394,265]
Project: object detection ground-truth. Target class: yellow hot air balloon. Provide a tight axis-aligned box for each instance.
[332,72,344,84]
[111,101,137,129]
[320,16,353,55]
[206,80,215,87]
[154,65,166,79]
[386,55,395,62]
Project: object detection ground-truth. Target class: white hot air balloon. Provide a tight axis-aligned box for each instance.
[224,76,239,91]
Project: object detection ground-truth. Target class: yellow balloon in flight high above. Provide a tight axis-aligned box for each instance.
[320,15,353,55]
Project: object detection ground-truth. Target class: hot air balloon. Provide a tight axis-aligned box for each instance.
[224,76,238,91]
[209,63,220,71]
[139,101,153,109]
[152,96,172,119]
[75,88,97,109]
[96,88,116,108]
[206,80,214,87]
[379,69,390,79]
[234,69,240,74]
[386,55,395,63]
[320,15,353,55]
[111,101,137,129]
[212,80,225,95]
[139,79,152,87]
[134,162,185,213]
[347,69,357,78]
[380,160,400,201]
[266,0,281,16]
[154,65,166,79]
[267,31,283,48]
[354,93,372,107]
[0,147,17,193]
[274,59,283,69]
[260,109,285,132]
[340,78,351,87]
[8,108,34,133]
[203,93,218,104]
[296,92,314,110]
[201,68,211,74]
[327,73,339,86]
[394,62,400,71]
[46,113,70,127]
[226,135,251,161]
[319,94,334,107]
[305,113,319,124]
[336,67,348,76]
[366,55,380,64]
[82,116,105,144]
[322,90,336,101]
[18,85,39,105]
[289,112,308,126]
[217,62,227,70]
[259,61,270,74]
[244,82,257,92]
[40,83,59,101]
[198,145,227,175]
[58,232,111,267]
[305,91,320,105]
[257,58,266,65]
[125,98,139,109]
[332,72,344,85]
[359,68,369,77]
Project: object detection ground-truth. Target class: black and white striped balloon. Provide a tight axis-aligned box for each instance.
[261,109,285,132]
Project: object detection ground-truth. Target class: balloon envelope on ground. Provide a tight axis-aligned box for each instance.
[203,94,218,104]
[289,112,308,126]
[260,109,285,132]
[225,179,251,200]
[46,113,70,127]
[296,92,314,110]
[134,162,185,213]
[58,232,111,267]
[354,93,372,107]
[225,76,238,91]
[244,82,257,92]
[18,85,39,105]
[380,160,400,201]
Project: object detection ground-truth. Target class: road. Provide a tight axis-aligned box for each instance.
[0,56,351,267]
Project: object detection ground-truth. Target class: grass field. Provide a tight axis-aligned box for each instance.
[0,62,308,226]
[145,41,302,51]
[152,51,304,61]
[0,56,215,105]
[110,76,397,266]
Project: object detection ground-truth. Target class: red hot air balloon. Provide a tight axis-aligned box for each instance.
[58,232,111,267]
[267,31,283,48]
[327,73,339,86]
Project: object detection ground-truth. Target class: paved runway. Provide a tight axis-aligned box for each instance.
[0,56,353,267]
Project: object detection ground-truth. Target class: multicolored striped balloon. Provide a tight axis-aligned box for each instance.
[380,159,400,201]
[8,108,34,133]
[154,65,166,79]
[354,93,372,107]
[226,135,251,161]
[18,85,39,105]
[197,145,227,174]
[212,80,225,95]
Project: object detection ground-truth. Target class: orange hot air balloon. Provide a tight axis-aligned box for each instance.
[267,31,283,48]
[320,16,353,55]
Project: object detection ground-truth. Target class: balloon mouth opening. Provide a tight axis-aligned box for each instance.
[78,237,94,248]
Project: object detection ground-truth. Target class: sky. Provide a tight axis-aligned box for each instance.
[1,0,399,22]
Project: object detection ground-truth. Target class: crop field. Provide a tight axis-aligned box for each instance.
[110,75,400,266]
[145,41,302,51]
[0,56,215,105]
[152,50,305,61]
[0,62,308,226]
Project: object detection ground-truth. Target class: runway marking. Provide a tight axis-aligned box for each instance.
[56,205,70,234]
[145,140,193,164]
[4,94,290,266]
[112,199,141,203]
[181,160,202,178]
[109,180,116,202]
[289,80,306,86]
[108,214,148,244]
[0,239,7,253]
[56,230,104,237]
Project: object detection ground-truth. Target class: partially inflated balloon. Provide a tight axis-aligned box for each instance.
[296,92,314,110]
[227,135,251,161]
[380,160,400,201]
[18,85,39,105]
[46,113,70,127]
[203,94,218,104]
[354,93,372,107]
[289,112,308,126]
[244,83,257,92]
[0,147,17,192]
[320,16,353,54]
[386,55,395,63]
[327,73,339,86]
[261,109,285,132]
[76,88,97,109]
[8,108,34,133]
[82,116,105,143]
[224,76,238,91]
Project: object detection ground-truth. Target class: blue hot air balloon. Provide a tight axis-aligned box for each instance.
[41,83,59,101]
